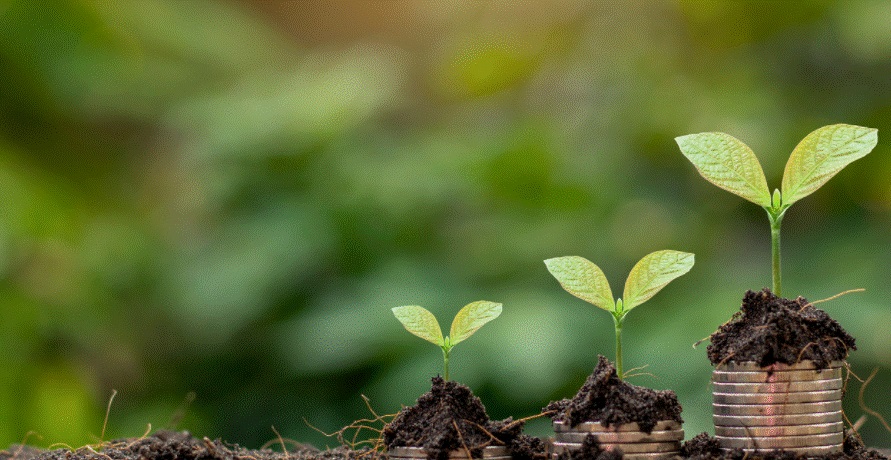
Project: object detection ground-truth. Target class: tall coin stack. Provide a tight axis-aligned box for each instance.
[712,361,844,455]
[552,421,684,460]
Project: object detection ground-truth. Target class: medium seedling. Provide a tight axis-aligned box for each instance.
[545,250,694,379]
[676,124,877,297]
[392,301,502,381]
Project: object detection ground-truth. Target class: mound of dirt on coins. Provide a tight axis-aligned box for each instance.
[383,376,545,460]
[544,356,683,433]
[0,430,365,460]
[707,289,856,369]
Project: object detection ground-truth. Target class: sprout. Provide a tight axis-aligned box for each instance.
[545,250,694,379]
[676,124,877,296]
[392,301,502,381]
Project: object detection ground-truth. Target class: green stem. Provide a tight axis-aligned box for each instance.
[442,348,450,381]
[613,315,624,380]
[768,211,784,297]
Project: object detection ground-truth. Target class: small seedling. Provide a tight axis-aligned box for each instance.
[545,250,694,379]
[676,124,877,297]
[392,301,502,381]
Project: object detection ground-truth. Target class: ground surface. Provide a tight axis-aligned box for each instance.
[545,356,683,433]
[681,431,887,460]
[707,289,855,368]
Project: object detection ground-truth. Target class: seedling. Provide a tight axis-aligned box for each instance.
[545,250,694,379]
[392,301,502,381]
[676,124,877,297]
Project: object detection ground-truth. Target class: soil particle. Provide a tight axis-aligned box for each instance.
[0,431,365,460]
[382,377,543,460]
[679,431,888,460]
[544,356,683,433]
[707,289,856,368]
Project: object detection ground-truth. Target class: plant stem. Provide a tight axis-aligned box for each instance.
[768,210,784,297]
[442,348,450,381]
[613,315,623,380]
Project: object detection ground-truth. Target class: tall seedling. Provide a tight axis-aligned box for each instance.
[545,250,694,379]
[676,124,877,297]
[392,301,502,381]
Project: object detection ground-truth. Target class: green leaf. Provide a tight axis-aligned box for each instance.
[781,124,878,206]
[623,250,694,311]
[392,306,444,346]
[545,256,615,312]
[449,301,502,346]
[676,132,771,207]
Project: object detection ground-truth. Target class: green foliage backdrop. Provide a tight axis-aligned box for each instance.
[0,0,889,449]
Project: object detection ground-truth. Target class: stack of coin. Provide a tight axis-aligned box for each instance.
[712,360,844,455]
[387,446,510,460]
[552,421,683,460]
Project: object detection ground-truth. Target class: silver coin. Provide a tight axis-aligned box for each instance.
[551,442,680,455]
[715,421,843,437]
[550,444,679,460]
[716,432,843,449]
[723,445,842,455]
[713,410,842,426]
[553,420,682,433]
[713,400,841,416]
[712,378,843,393]
[388,446,507,459]
[554,430,684,443]
[712,368,841,383]
[716,360,843,372]
[713,389,841,404]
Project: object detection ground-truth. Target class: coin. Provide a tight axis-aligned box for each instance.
[713,400,842,416]
[387,446,508,459]
[713,389,841,404]
[716,361,843,372]
[716,432,843,449]
[554,430,684,443]
[712,368,841,383]
[552,420,681,433]
[551,442,679,460]
[713,410,843,426]
[715,421,843,437]
[723,445,842,456]
[550,442,680,455]
[711,378,843,393]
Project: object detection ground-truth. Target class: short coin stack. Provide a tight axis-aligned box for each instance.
[552,420,683,460]
[387,446,510,460]
[712,360,844,455]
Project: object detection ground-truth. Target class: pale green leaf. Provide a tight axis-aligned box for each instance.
[544,256,614,312]
[781,124,878,206]
[676,132,771,207]
[392,306,444,346]
[623,250,694,311]
[449,301,502,346]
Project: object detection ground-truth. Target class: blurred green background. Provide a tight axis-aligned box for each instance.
[1,0,890,450]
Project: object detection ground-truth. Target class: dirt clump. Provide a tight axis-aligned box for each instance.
[0,431,364,460]
[545,356,683,433]
[707,289,856,369]
[382,376,542,460]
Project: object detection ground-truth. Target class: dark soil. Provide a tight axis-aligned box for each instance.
[0,430,365,460]
[382,376,546,460]
[707,289,856,369]
[544,356,683,433]
[680,431,888,460]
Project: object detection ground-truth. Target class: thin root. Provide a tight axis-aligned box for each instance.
[858,368,891,435]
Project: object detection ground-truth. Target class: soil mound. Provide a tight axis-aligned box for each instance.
[383,376,542,460]
[544,356,683,433]
[707,289,856,368]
